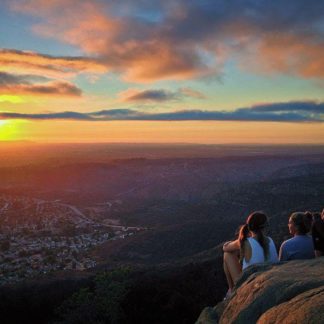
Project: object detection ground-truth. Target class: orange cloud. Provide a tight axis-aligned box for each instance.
[117,42,210,82]
[222,21,324,81]
[256,34,324,79]
[0,80,82,97]
[10,0,121,54]
[0,49,107,78]
[9,1,212,82]
[9,0,324,83]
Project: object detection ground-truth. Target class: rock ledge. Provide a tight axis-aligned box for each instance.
[197,258,324,323]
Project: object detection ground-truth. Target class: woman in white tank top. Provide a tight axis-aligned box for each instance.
[222,211,278,298]
[242,236,278,270]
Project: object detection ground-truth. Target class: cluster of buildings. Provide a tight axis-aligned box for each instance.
[0,195,140,285]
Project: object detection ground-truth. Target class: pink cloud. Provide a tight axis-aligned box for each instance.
[0,80,82,97]
[9,0,216,82]
[8,0,324,83]
[257,34,324,78]
[0,49,107,78]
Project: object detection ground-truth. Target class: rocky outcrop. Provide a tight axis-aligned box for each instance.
[197,258,324,323]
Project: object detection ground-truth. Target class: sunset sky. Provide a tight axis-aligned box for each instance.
[0,0,323,143]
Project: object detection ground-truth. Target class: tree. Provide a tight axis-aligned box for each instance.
[54,267,132,323]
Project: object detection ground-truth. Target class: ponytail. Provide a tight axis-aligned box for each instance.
[290,212,312,235]
[239,224,249,263]
[255,229,269,260]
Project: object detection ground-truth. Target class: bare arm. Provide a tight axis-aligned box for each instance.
[223,239,240,252]
[279,242,288,261]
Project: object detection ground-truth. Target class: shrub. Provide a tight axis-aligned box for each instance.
[54,267,132,324]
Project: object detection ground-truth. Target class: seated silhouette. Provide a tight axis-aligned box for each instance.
[311,209,324,257]
[279,212,315,261]
[223,211,278,298]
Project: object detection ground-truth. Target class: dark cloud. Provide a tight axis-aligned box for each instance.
[0,71,51,86]
[0,81,82,97]
[131,110,316,122]
[123,89,179,102]
[121,88,206,102]
[0,72,31,85]
[111,0,324,78]
[21,81,82,96]
[90,109,143,118]
[0,71,82,97]
[10,0,324,82]
[0,111,91,120]
[1,101,322,122]
[249,101,324,113]
[0,48,107,77]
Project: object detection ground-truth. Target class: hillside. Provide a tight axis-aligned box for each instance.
[91,166,324,266]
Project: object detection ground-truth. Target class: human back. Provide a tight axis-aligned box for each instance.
[242,236,277,270]
[279,235,314,261]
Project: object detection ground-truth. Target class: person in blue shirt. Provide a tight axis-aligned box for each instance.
[279,212,315,261]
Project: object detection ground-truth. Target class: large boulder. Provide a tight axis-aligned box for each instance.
[197,258,324,323]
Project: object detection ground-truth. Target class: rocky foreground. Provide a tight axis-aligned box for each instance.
[197,258,324,324]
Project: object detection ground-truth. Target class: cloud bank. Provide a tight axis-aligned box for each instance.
[0,49,105,97]
[119,88,206,102]
[0,72,82,97]
[6,0,324,83]
[1,101,323,122]
[0,49,107,78]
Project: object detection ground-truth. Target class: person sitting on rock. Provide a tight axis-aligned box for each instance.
[311,209,324,257]
[304,211,314,234]
[279,212,315,261]
[223,211,278,298]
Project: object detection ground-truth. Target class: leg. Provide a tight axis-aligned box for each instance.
[223,258,234,290]
[223,251,242,290]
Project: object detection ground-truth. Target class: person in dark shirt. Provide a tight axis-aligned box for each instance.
[311,209,324,257]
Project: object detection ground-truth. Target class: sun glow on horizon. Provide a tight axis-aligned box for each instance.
[0,95,24,104]
[0,119,25,141]
[15,120,324,144]
[0,1,323,143]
